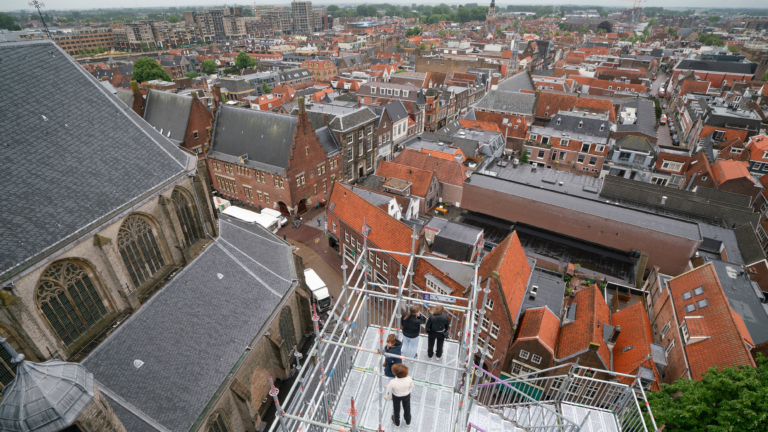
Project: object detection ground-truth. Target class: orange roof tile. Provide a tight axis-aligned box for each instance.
[573,97,616,122]
[392,149,468,186]
[514,307,560,354]
[712,160,754,185]
[680,80,711,96]
[555,286,611,368]
[667,263,756,380]
[612,302,662,389]
[536,92,578,119]
[459,119,502,134]
[375,160,435,197]
[478,232,532,326]
[471,111,528,139]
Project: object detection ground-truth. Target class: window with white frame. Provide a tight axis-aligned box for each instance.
[425,274,450,295]
[595,145,605,152]
[481,316,489,331]
[661,161,684,172]
[758,227,768,242]
[665,339,675,354]
[382,261,387,272]
[490,322,500,339]
[485,298,494,310]
[371,87,377,94]
[512,361,538,376]
[519,350,530,360]
[531,354,542,364]
[345,231,349,243]
[660,322,671,337]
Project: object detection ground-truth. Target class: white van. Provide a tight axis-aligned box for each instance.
[222,206,280,234]
[260,208,288,227]
[304,269,332,313]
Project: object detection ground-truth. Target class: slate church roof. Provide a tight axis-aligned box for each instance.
[0,40,194,282]
[83,216,296,432]
[143,90,194,143]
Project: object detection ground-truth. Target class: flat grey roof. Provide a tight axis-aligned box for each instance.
[522,268,566,315]
[426,218,483,246]
[479,162,603,199]
[428,256,475,287]
[83,216,295,432]
[697,224,744,265]
[469,174,701,241]
[711,259,768,345]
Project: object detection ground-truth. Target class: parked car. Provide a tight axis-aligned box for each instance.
[662,103,667,110]
[668,120,675,129]
[660,114,668,125]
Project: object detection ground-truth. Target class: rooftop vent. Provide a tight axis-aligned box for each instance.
[661,196,667,205]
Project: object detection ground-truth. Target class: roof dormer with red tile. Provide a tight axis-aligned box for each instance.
[508,306,560,375]
[555,285,612,370]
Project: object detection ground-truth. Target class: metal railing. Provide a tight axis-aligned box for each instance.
[267,219,658,432]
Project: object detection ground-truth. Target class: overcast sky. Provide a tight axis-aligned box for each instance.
[3,0,757,13]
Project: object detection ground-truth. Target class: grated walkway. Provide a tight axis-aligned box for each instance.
[560,403,620,432]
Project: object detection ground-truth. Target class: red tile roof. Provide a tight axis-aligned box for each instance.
[747,134,768,162]
[667,263,756,380]
[391,149,467,186]
[375,160,435,197]
[611,302,661,390]
[555,285,611,368]
[514,307,560,355]
[573,97,617,122]
[680,80,710,96]
[536,92,578,119]
[478,232,532,327]
[471,111,528,139]
[712,160,755,185]
[459,119,502,134]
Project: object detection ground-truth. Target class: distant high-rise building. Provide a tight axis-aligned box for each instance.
[292,1,313,34]
[184,7,244,41]
[261,8,292,34]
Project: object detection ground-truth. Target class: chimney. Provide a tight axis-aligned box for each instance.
[588,342,601,352]
[129,80,145,116]
[212,85,223,108]
[610,325,621,343]
[324,114,330,126]
[298,96,306,114]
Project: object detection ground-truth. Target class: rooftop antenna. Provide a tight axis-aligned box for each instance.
[28,0,51,40]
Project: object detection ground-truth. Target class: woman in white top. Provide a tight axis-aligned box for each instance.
[385,363,414,428]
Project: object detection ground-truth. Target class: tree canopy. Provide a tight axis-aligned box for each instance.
[202,59,218,75]
[185,72,200,79]
[406,27,421,37]
[699,34,724,47]
[647,355,768,432]
[167,14,180,23]
[235,51,257,70]
[0,13,21,31]
[132,57,172,83]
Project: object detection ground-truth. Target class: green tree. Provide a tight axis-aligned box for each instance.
[132,57,172,83]
[327,5,339,13]
[0,12,21,31]
[419,42,427,50]
[763,71,768,81]
[728,44,739,53]
[185,72,200,78]
[648,355,768,431]
[648,18,658,26]
[519,149,529,164]
[262,82,271,94]
[395,41,401,49]
[708,16,721,24]
[202,59,218,74]
[223,66,240,75]
[699,34,724,47]
[578,28,589,34]
[168,14,180,23]
[235,51,256,70]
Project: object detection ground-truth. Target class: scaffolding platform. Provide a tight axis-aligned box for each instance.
[267,222,657,432]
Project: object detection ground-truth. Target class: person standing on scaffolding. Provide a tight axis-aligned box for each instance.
[426,305,450,359]
[401,305,426,358]
[386,363,414,428]
[383,334,403,380]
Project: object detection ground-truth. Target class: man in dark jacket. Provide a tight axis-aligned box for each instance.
[426,305,450,359]
[384,334,403,378]
[401,305,426,358]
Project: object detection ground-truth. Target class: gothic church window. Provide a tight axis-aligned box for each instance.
[36,262,108,345]
[118,216,166,290]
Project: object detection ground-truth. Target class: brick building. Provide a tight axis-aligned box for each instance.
[207,98,342,215]
[139,89,214,156]
[507,306,560,376]
[375,160,440,214]
[644,263,757,383]
[524,111,614,175]
[301,58,337,82]
[474,232,533,373]
[391,149,468,207]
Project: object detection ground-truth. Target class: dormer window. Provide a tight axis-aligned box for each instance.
[556,117,561,125]
[600,124,605,131]
[578,121,583,128]
[371,86,377,94]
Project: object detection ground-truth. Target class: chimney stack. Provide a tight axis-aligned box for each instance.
[324,113,330,126]
[610,325,621,343]
[212,85,223,108]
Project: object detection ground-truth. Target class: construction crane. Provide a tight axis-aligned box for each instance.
[619,0,647,9]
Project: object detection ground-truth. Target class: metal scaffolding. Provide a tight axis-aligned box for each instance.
[267,222,658,432]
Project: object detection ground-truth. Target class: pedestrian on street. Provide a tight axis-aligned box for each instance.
[383,334,403,379]
[386,363,414,428]
[426,305,450,360]
[401,305,426,358]
[317,218,321,227]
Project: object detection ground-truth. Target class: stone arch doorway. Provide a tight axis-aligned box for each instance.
[278,201,290,216]
[297,199,307,215]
